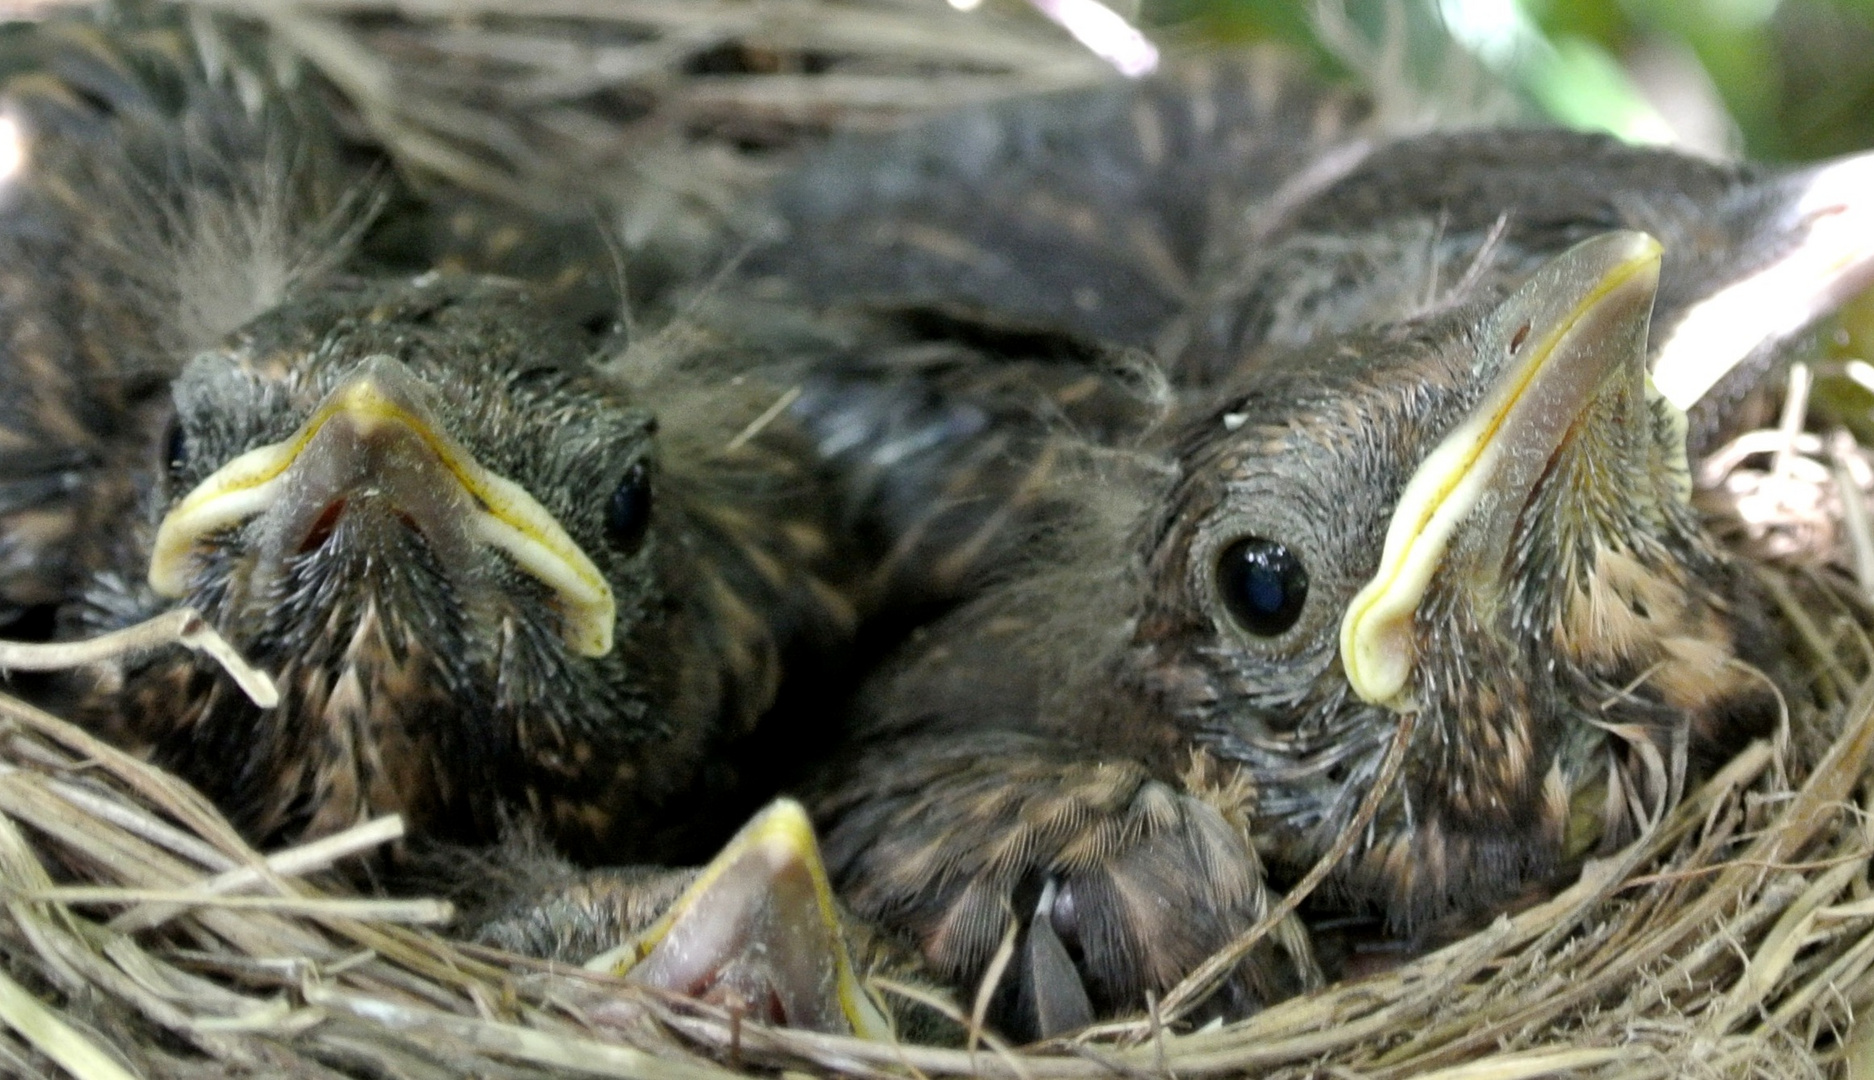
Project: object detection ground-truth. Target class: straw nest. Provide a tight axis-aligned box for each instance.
[5,2,1874,1077]
[187,0,1124,265]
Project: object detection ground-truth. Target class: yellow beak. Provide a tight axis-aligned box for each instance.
[1340,231,1665,709]
[148,355,616,657]
[586,799,894,1040]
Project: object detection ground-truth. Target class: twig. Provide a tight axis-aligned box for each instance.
[0,963,138,1080]
[0,608,278,709]
[110,815,407,933]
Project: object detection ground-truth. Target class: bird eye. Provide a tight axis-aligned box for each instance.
[1216,536,1309,636]
[162,416,188,474]
[604,463,652,554]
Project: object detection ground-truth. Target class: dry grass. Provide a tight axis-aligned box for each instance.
[183,0,1118,220]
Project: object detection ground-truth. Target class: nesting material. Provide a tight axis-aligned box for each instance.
[186,0,1119,218]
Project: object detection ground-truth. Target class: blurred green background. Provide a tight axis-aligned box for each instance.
[1140,0,1874,162]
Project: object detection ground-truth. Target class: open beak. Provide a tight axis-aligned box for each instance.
[147,354,616,657]
[585,799,894,1040]
[1340,231,1664,709]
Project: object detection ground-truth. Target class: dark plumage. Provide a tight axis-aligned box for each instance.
[766,61,1874,1038]
[0,7,875,865]
[812,231,1793,1039]
[77,277,869,860]
[759,58,1874,452]
[751,49,1374,355]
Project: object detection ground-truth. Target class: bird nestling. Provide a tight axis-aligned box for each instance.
[776,59,1874,1038]
[85,276,867,860]
[0,9,1041,1039]
[0,9,872,867]
[811,229,1799,1039]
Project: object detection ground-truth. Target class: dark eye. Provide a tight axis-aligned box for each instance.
[162,416,188,474]
[604,463,652,554]
[1216,536,1308,636]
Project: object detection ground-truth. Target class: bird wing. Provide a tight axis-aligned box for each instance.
[747,50,1374,351]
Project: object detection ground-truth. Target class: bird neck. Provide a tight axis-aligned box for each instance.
[1405,393,1778,866]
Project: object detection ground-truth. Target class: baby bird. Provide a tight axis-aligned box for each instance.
[0,7,867,866]
[469,798,948,1041]
[770,58,1874,1037]
[812,230,1789,1038]
[85,279,863,860]
[0,8,1019,1038]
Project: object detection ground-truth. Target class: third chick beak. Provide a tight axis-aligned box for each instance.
[586,799,894,1040]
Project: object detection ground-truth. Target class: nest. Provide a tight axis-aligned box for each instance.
[184,0,1122,252]
[5,2,1874,1077]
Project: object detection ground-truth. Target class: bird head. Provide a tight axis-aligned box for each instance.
[1188,132,1874,456]
[108,273,687,847]
[1132,231,1777,925]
